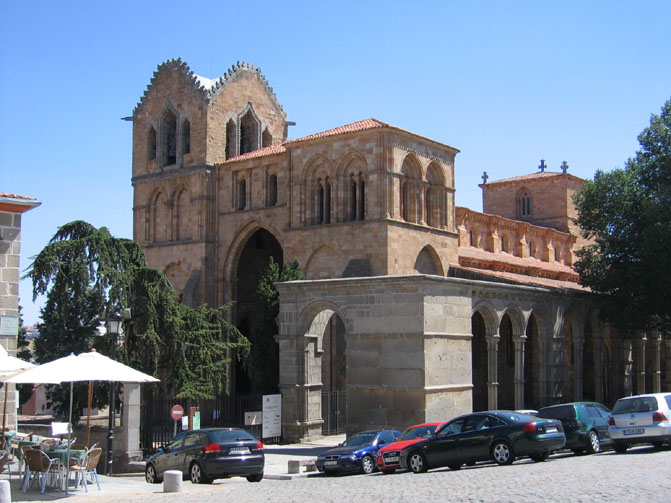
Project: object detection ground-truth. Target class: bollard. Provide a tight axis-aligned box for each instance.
[163,470,183,493]
[0,480,10,503]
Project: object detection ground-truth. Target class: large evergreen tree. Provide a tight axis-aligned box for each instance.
[246,258,303,394]
[574,98,671,333]
[27,221,249,419]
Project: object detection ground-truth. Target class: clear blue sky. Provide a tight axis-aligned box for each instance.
[2,1,670,326]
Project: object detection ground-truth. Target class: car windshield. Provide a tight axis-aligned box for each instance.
[207,429,255,443]
[612,397,659,414]
[342,433,376,447]
[399,425,438,440]
[538,405,575,420]
[495,412,529,423]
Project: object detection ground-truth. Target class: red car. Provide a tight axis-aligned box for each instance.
[376,422,448,473]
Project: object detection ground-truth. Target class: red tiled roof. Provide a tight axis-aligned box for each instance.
[0,193,37,201]
[458,246,577,275]
[284,118,389,144]
[224,144,287,163]
[453,264,588,292]
[482,171,582,186]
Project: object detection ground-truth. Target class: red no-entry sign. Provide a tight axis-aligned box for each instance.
[171,405,185,421]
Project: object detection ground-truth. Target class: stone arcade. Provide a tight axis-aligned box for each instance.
[131,59,670,441]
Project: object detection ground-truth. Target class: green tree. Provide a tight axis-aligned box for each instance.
[246,258,303,394]
[16,307,33,407]
[574,98,671,333]
[27,220,249,420]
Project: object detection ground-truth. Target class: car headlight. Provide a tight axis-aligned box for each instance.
[344,454,358,460]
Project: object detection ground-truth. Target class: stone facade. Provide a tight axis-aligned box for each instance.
[0,193,40,428]
[131,60,670,441]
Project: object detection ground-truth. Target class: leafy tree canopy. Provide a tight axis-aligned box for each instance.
[27,221,248,419]
[574,98,671,333]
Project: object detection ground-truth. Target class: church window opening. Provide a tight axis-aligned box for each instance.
[469,229,475,247]
[554,246,561,262]
[325,178,332,224]
[238,179,246,210]
[358,175,365,221]
[520,191,531,217]
[349,176,357,221]
[317,181,324,224]
[262,128,272,148]
[240,109,259,155]
[181,119,190,155]
[425,189,434,227]
[147,127,157,160]
[402,182,409,222]
[161,109,177,167]
[501,235,507,253]
[268,174,277,206]
[226,119,236,159]
[529,240,534,258]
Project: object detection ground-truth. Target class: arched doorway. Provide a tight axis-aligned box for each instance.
[322,314,346,393]
[563,322,574,401]
[498,314,515,410]
[524,313,540,410]
[234,228,283,395]
[471,311,488,411]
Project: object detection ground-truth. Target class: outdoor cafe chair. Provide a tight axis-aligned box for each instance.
[69,447,102,492]
[0,451,12,480]
[21,448,62,494]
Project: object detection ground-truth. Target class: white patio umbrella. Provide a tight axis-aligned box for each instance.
[7,351,158,493]
[0,345,35,447]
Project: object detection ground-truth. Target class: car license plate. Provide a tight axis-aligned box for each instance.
[324,460,338,466]
[384,456,399,463]
[624,428,644,436]
[229,447,250,454]
[545,426,557,433]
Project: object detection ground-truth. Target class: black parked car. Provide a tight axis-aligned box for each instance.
[145,428,264,484]
[537,402,612,454]
[399,411,565,473]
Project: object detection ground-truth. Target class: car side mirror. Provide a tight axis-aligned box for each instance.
[378,440,386,446]
[337,443,343,447]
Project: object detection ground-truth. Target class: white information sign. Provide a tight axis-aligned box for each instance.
[262,394,281,439]
[0,316,19,336]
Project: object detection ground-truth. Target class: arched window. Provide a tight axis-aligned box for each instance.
[529,240,535,258]
[325,178,331,224]
[520,191,531,217]
[225,119,236,160]
[161,109,177,167]
[469,229,475,247]
[554,246,561,262]
[262,128,272,148]
[238,180,246,210]
[181,119,190,156]
[316,182,324,224]
[147,127,157,161]
[349,176,357,221]
[501,235,507,253]
[425,189,434,227]
[240,109,259,155]
[402,182,409,222]
[358,175,365,221]
[268,174,277,206]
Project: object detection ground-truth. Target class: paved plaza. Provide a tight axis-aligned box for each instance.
[3,436,670,503]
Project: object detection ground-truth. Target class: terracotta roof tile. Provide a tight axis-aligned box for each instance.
[284,118,388,144]
[224,144,287,163]
[453,264,588,292]
[482,171,585,186]
[458,246,576,275]
[0,193,37,201]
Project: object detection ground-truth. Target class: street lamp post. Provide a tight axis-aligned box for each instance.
[106,312,123,476]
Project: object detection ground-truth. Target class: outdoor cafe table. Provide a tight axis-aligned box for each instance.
[46,448,86,466]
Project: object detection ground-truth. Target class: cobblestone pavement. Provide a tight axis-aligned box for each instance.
[26,445,669,503]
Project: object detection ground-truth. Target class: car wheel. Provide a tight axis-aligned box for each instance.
[612,442,627,454]
[652,441,665,450]
[360,455,376,474]
[529,451,549,462]
[246,473,263,482]
[448,464,462,471]
[586,431,600,454]
[407,451,428,473]
[145,463,160,484]
[491,441,515,465]
[190,462,211,484]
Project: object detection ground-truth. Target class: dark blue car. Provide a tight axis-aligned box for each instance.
[315,429,401,474]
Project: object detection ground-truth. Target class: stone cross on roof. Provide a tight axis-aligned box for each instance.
[538,159,546,172]
[561,161,569,174]
[482,171,489,184]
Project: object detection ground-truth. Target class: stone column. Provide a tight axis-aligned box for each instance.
[650,332,661,393]
[573,326,585,401]
[634,332,646,395]
[118,383,142,470]
[513,333,527,410]
[418,184,425,225]
[486,333,500,410]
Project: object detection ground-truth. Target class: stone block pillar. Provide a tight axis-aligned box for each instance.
[486,333,499,410]
[118,383,142,469]
[513,333,526,410]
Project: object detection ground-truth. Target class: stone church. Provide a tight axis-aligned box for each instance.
[131,59,670,440]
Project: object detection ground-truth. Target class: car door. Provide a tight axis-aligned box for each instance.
[456,414,495,462]
[158,434,186,475]
[425,418,464,467]
[585,404,610,442]
[179,432,204,475]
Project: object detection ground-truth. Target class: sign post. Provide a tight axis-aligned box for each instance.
[262,394,281,439]
[170,405,184,437]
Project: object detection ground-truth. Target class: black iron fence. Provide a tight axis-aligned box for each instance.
[322,390,346,435]
[140,386,280,457]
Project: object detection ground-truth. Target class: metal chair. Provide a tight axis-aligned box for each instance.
[69,447,102,492]
[21,448,62,494]
[0,451,12,480]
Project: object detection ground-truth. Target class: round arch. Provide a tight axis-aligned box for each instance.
[413,245,444,276]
